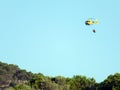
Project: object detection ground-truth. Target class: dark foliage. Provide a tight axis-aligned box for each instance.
[0,61,33,88]
[0,61,120,90]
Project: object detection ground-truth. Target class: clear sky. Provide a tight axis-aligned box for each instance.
[0,0,120,82]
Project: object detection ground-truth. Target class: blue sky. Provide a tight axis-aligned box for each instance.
[0,0,120,82]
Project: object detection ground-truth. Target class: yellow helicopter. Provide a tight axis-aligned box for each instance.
[85,18,98,25]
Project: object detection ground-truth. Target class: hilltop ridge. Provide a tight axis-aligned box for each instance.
[0,61,120,90]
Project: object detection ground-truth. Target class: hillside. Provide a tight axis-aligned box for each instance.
[0,61,120,90]
[0,61,33,88]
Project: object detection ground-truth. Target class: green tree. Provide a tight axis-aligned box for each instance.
[99,73,120,90]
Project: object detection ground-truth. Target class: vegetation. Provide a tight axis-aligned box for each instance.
[0,61,120,90]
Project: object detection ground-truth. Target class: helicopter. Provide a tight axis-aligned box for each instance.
[85,18,98,25]
[85,18,98,33]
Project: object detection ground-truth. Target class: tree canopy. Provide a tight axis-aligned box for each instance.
[0,61,120,90]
